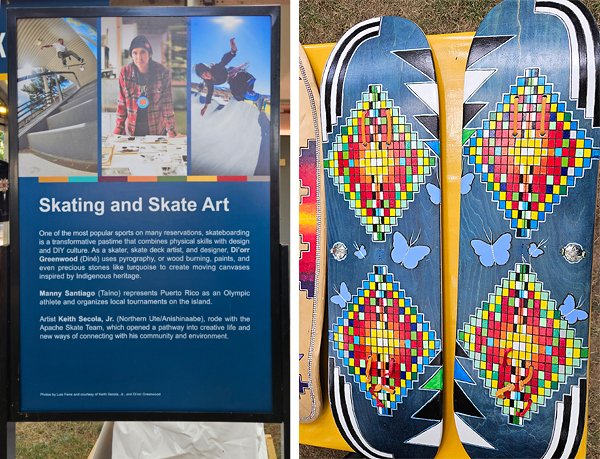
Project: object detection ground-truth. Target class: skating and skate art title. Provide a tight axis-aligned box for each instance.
[39,196,230,216]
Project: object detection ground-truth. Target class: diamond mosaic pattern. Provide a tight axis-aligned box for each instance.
[458,263,588,426]
[330,266,441,416]
[464,68,599,238]
[324,85,436,241]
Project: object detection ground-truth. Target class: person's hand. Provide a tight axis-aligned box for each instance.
[166,129,185,138]
[230,38,236,53]
[201,106,207,116]
[40,46,44,50]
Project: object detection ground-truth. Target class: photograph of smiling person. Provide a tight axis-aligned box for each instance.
[100,17,187,177]
[115,34,176,137]
[101,17,187,138]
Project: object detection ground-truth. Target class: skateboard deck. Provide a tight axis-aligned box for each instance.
[299,43,326,423]
[455,0,600,457]
[322,17,443,458]
[64,61,84,68]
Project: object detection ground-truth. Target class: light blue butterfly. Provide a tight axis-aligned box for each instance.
[353,242,367,260]
[470,230,512,267]
[559,294,588,325]
[391,232,430,269]
[331,282,351,308]
[426,172,474,206]
[426,183,441,205]
[528,239,547,258]
[461,173,474,195]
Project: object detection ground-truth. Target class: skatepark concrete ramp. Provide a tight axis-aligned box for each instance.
[190,97,269,176]
[20,83,97,170]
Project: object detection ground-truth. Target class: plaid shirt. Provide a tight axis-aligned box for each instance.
[114,61,177,136]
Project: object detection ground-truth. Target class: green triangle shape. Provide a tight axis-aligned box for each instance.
[421,367,443,391]
[462,129,476,145]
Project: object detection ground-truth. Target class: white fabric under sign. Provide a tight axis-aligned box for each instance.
[107,422,268,459]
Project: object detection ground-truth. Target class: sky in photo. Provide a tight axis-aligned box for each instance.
[190,15,272,96]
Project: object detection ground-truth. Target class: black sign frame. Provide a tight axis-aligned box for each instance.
[7,5,283,423]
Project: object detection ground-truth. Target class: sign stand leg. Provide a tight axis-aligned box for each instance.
[6,422,14,458]
[279,244,289,459]
[1,245,11,458]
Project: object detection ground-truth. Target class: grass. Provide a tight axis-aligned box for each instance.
[300,0,503,44]
[300,0,600,44]
[17,422,102,459]
[300,0,600,458]
[587,195,600,457]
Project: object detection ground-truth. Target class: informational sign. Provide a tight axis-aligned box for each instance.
[8,6,281,419]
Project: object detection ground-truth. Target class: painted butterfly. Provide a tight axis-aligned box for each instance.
[426,172,474,206]
[528,240,546,258]
[470,231,512,267]
[460,172,474,195]
[559,294,588,325]
[391,231,430,269]
[426,183,441,205]
[353,242,367,260]
[331,282,352,308]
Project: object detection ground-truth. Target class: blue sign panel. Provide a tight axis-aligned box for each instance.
[20,179,272,412]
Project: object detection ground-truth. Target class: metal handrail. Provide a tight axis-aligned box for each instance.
[17,92,60,127]
[17,70,79,86]
[17,71,81,129]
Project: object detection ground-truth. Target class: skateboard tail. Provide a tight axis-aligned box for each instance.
[541,378,587,459]
[329,358,394,459]
[534,0,600,126]
[321,17,382,138]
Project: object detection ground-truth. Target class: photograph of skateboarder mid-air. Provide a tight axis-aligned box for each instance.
[189,15,271,176]
[193,37,257,116]
[40,38,84,67]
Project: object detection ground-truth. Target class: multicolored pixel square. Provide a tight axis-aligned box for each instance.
[458,263,588,426]
[324,85,437,241]
[330,265,441,416]
[464,68,599,238]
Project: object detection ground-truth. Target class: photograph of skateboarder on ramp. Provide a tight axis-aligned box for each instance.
[189,15,271,177]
